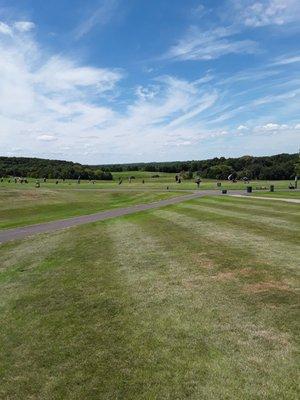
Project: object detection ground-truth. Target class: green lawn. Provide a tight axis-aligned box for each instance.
[0,196,299,399]
[0,188,184,229]
[250,191,300,199]
[0,174,293,191]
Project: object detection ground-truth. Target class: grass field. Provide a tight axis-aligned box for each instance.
[0,188,184,229]
[0,194,299,399]
[0,173,294,191]
[250,191,300,199]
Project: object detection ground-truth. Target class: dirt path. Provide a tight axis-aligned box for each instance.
[0,190,230,244]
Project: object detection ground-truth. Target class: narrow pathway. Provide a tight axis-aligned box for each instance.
[0,190,230,244]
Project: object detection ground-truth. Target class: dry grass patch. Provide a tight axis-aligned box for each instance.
[190,253,215,269]
[213,271,237,281]
[243,281,292,293]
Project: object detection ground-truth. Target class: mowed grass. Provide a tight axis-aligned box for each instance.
[0,196,299,399]
[0,174,293,191]
[250,191,300,199]
[0,188,184,229]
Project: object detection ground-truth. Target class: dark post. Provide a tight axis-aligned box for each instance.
[270,185,274,192]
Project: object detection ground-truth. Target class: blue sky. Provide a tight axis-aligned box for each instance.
[0,0,299,163]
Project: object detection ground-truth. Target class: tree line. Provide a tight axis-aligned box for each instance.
[96,153,299,180]
[0,153,298,180]
[0,157,112,180]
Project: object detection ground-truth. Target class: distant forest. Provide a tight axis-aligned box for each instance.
[0,153,298,180]
[98,153,299,180]
[0,157,113,180]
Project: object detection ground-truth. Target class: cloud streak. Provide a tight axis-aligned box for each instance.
[233,0,300,27]
[0,15,299,163]
[165,26,258,61]
[75,0,119,39]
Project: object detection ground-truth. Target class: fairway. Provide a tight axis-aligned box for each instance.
[0,195,299,399]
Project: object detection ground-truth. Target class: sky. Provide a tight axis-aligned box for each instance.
[0,0,299,164]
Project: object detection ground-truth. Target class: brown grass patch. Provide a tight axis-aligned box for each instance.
[243,281,291,293]
[182,276,203,289]
[238,268,258,277]
[252,329,290,346]
[190,253,214,269]
[213,271,236,281]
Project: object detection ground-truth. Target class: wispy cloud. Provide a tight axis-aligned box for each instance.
[165,1,300,63]
[14,21,35,32]
[37,134,57,142]
[272,55,300,65]
[35,56,122,93]
[232,0,300,27]
[75,0,119,39]
[0,19,122,157]
[165,26,258,61]
[0,21,12,35]
[0,21,222,161]
[0,16,299,163]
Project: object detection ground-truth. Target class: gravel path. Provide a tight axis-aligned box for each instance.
[0,190,232,244]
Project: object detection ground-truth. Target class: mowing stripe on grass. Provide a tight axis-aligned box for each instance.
[178,203,300,232]
[231,194,300,203]
[0,202,299,399]
[153,208,300,274]
[196,196,300,218]
[0,191,232,244]
[106,217,295,399]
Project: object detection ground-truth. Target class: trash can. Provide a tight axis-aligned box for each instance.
[247,186,252,193]
[270,185,274,192]
[222,189,227,194]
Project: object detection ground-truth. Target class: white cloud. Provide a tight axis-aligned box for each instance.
[192,4,206,17]
[0,20,223,162]
[0,20,123,158]
[232,0,300,27]
[164,1,299,63]
[237,125,248,131]
[0,17,299,163]
[37,134,57,141]
[135,85,160,100]
[14,21,35,32]
[236,122,300,136]
[35,56,122,93]
[261,123,281,130]
[165,26,258,61]
[273,55,300,65]
[0,21,12,35]
[75,0,119,39]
